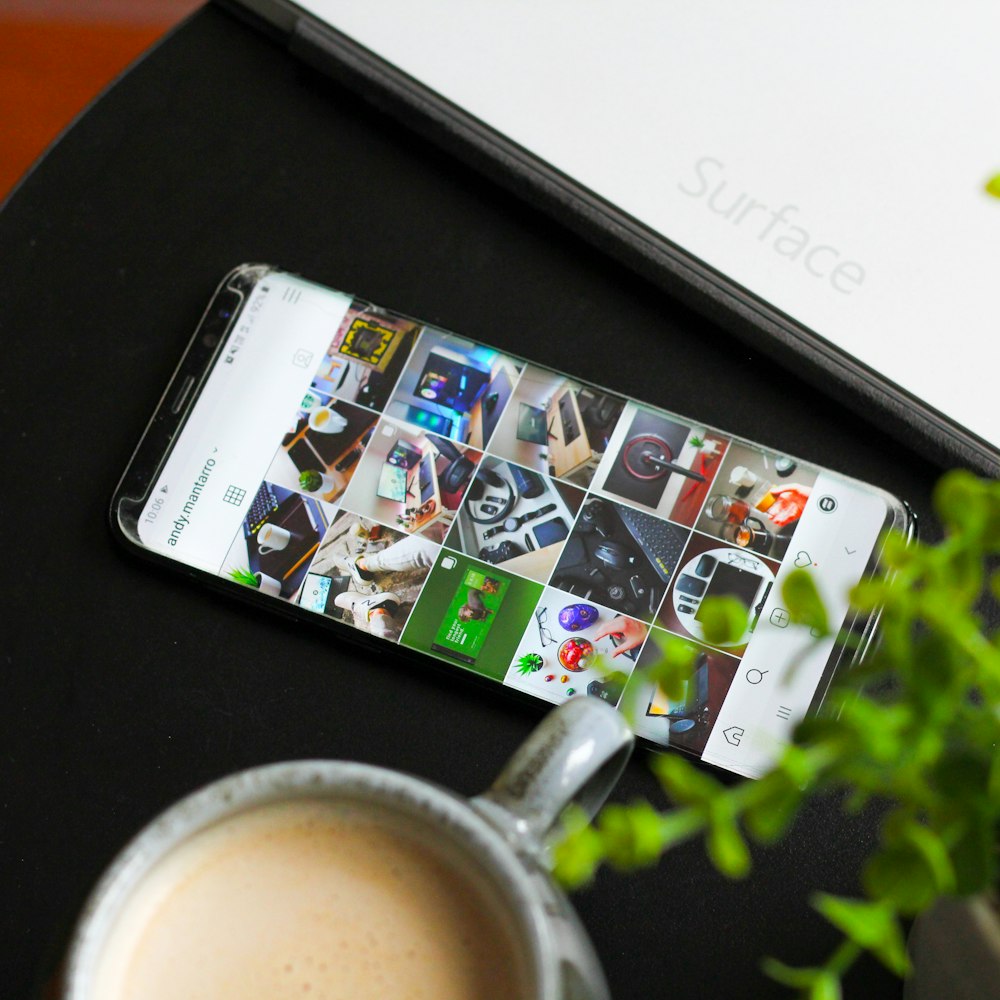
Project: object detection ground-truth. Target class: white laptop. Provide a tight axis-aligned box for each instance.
[229,0,1000,472]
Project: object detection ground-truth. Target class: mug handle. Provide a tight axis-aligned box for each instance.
[258,544,273,555]
[472,697,633,853]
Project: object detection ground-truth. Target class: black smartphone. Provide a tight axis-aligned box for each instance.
[112,265,913,778]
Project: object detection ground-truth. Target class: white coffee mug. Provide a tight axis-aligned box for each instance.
[59,697,633,1000]
[257,523,291,555]
[308,406,348,434]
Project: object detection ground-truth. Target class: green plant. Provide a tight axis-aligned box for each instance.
[299,469,324,492]
[227,566,259,588]
[517,653,544,675]
[555,470,1000,998]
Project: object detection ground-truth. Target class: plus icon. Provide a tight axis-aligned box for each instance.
[769,608,791,628]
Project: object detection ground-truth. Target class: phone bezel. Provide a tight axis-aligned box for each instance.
[113,263,272,545]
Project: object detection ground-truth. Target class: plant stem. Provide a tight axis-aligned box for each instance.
[825,938,862,978]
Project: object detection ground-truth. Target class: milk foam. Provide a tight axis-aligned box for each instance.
[90,799,530,1000]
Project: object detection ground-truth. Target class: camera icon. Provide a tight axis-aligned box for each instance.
[291,348,314,369]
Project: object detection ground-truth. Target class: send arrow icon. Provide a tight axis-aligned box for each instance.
[723,726,745,747]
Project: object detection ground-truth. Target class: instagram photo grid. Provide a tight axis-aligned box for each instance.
[215,297,820,760]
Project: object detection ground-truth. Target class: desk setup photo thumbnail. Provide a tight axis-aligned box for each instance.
[501,587,649,709]
[263,298,422,503]
[626,628,740,757]
[383,327,522,450]
[222,481,339,600]
[444,455,586,584]
[264,389,378,505]
[587,401,728,525]
[298,510,440,642]
[340,418,482,542]
[309,298,421,413]
[489,363,626,489]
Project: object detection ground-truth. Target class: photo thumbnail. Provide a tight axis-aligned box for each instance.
[657,532,780,655]
[693,442,818,559]
[384,328,521,449]
[222,481,336,603]
[341,419,483,543]
[298,511,438,642]
[502,587,648,708]
[590,402,729,526]
[489,364,626,489]
[265,392,377,504]
[401,551,544,681]
[550,496,689,622]
[310,299,420,413]
[624,628,739,755]
[444,456,585,584]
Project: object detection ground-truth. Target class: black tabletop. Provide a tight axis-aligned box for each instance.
[0,5,959,998]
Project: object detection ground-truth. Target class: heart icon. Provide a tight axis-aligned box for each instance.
[794,551,813,567]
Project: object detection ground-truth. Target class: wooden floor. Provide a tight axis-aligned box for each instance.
[1,2,201,199]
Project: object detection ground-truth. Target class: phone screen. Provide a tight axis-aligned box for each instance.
[117,267,908,778]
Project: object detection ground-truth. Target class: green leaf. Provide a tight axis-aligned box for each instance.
[929,547,983,607]
[807,972,843,1000]
[782,568,829,634]
[651,753,723,808]
[887,816,956,896]
[654,806,709,852]
[986,480,1000,548]
[933,468,992,539]
[832,697,911,764]
[988,746,1000,802]
[743,790,799,843]
[812,895,910,975]
[227,565,259,588]
[794,712,853,748]
[743,768,807,843]
[862,844,940,916]
[779,743,828,786]
[696,596,750,645]
[551,806,605,888]
[849,577,887,612]
[948,811,997,895]
[762,958,833,992]
[597,801,670,870]
[642,635,699,701]
[880,530,917,570]
[933,749,991,802]
[706,800,751,878]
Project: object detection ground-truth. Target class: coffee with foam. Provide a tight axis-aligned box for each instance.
[90,798,530,1000]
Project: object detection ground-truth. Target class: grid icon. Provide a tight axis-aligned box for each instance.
[223,485,247,506]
